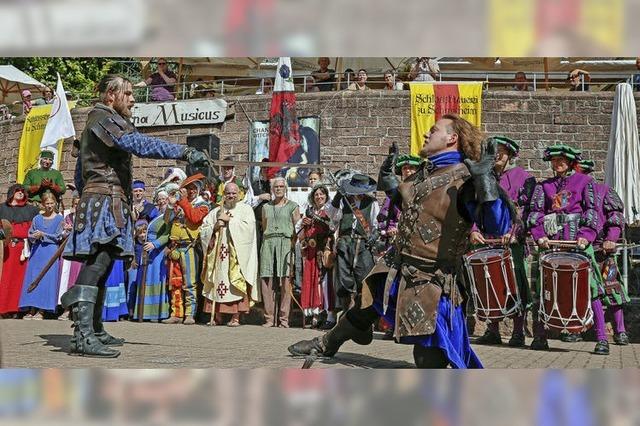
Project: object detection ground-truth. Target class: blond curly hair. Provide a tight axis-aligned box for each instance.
[442,114,483,161]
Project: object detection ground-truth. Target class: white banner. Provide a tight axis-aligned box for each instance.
[131,99,227,127]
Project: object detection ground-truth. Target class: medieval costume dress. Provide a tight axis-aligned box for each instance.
[528,145,605,353]
[101,259,128,322]
[201,202,260,318]
[60,97,206,357]
[23,150,66,203]
[18,213,65,314]
[297,203,335,318]
[289,141,512,369]
[132,214,171,321]
[0,185,39,315]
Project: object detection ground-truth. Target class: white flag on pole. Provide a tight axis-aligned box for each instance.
[40,73,75,149]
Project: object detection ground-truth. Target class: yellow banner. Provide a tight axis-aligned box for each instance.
[409,83,483,156]
[16,102,76,183]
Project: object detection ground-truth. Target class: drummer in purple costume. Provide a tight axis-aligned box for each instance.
[528,145,606,354]
[470,136,536,347]
[576,159,629,348]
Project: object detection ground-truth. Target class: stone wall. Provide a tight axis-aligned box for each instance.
[1,89,634,205]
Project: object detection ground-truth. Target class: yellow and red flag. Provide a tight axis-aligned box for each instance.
[409,82,483,156]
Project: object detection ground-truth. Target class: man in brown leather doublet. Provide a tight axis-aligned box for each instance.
[289,114,513,368]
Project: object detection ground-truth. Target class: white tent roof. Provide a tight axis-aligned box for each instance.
[0,65,45,104]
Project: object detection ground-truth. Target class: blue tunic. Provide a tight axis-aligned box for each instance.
[64,130,186,261]
[18,214,64,312]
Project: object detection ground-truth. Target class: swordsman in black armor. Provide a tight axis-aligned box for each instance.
[60,75,207,358]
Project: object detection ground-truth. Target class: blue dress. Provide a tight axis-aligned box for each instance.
[101,259,128,321]
[132,215,170,320]
[18,214,64,312]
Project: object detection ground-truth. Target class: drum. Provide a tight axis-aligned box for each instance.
[464,247,521,322]
[539,251,593,332]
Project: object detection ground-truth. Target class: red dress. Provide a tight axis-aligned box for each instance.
[300,211,333,312]
[0,222,32,314]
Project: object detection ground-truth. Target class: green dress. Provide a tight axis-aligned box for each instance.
[260,200,298,278]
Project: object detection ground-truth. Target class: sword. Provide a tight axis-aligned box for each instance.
[27,235,69,293]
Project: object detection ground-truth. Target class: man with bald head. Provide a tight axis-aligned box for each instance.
[200,182,260,327]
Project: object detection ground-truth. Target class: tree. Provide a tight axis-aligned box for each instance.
[0,58,141,105]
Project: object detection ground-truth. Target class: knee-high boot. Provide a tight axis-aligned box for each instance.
[288,314,373,357]
[413,344,449,369]
[61,285,120,358]
[93,286,125,346]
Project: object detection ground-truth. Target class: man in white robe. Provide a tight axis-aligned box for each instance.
[200,183,260,326]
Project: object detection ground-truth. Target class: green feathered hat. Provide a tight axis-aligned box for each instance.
[577,159,595,173]
[543,144,582,162]
[490,135,520,156]
[394,154,423,175]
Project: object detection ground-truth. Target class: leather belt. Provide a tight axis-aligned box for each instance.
[82,182,126,198]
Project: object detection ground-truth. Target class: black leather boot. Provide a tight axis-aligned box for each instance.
[413,345,449,369]
[288,315,373,357]
[593,340,610,355]
[61,286,120,358]
[93,286,125,346]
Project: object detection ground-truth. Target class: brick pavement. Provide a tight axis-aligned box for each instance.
[1,319,639,368]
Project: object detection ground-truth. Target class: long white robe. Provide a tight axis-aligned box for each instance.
[200,203,260,304]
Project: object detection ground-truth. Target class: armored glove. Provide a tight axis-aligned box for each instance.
[464,138,500,204]
[365,228,381,251]
[183,147,208,168]
[377,142,399,192]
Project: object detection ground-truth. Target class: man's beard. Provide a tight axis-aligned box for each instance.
[418,147,430,159]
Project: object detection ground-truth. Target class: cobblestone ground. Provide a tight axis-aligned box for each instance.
[1,319,639,368]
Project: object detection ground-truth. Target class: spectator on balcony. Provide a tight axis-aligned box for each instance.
[340,68,356,90]
[408,57,440,82]
[383,70,403,90]
[304,76,320,93]
[311,57,336,92]
[347,69,370,91]
[568,69,591,92]
[15,90,33,115]
[513,72,532,91]
[256,78,273,95]
[33,86,55,106]
[135,58,178,101]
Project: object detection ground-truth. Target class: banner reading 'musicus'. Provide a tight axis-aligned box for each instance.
[409,82,483,156]
[131,99,227,127]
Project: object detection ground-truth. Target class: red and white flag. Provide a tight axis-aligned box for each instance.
[267,57,300,179]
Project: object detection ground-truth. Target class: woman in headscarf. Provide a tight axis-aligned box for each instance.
[0,184,39,317]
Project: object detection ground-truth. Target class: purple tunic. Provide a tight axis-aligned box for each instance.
[528,172,599,243]
[594,183,624,243]
[377,196,401,243]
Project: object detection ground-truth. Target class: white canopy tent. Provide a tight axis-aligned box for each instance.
[0,65,45,104]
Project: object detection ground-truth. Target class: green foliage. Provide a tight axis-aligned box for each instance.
[0,58,140,106]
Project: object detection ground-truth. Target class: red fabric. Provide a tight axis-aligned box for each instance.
[300,213,330,310]
[267,91,301,179]
[176,198,209,225]
[433,84,461,119]
[0,222,31,314]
